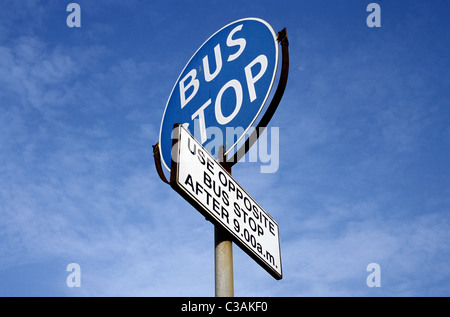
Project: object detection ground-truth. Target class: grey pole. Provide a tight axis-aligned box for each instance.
[215,146,234,297]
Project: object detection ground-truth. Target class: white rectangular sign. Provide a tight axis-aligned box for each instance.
[170,125,282,280]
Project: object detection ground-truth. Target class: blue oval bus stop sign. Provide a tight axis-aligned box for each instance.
[159,17,279,171]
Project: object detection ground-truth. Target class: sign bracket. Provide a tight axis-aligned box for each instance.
[152,142,169,184]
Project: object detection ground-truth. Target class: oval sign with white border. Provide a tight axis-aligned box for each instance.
[159,17,279,171]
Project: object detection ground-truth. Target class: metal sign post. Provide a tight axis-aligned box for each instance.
[215,146,233,297]
[214,226,234,296]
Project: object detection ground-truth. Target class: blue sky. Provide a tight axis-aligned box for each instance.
[1,0,449,296]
